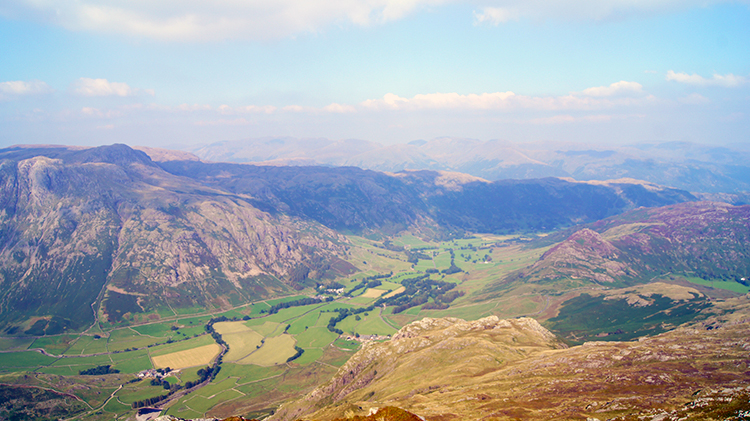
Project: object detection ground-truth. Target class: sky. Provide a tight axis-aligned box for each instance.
[1,0,749,149]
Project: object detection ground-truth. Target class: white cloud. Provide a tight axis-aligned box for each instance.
[72,78,153,96]
[0,80,52,99]
[360,83,653,111]
[2,0,746,41]
[472,0,750,26]
[666,70,747,87]
[323,103,356,113]
[525,113,644,124]
[218,104,276,114]
[195,118,253,126]
[580,81,642,97]
[178,103,212,111]
[0,0,449,41]
[473,7,518,25]
[678,93,711,104]
[81,107,122,118]
[361,91,517,110]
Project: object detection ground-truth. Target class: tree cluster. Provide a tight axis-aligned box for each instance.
[441,249,463,274]
[286,346,305,363]
[374,275,463,314]
[268,296,329,314]
[79,365,119,375]
[344,272,392,297]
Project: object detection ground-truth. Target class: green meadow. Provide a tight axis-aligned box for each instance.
[0,232,635,420]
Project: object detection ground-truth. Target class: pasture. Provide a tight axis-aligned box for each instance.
[237,334,296,366]
[151,343,222,369]
[213,322,264,362]
[0,231,552,421]
[361,288,386,298]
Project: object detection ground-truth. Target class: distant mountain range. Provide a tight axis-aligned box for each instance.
[160,161,696,236]
[187,137,750,195]
[0,144,696,333]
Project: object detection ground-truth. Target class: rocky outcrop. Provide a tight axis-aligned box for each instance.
[271,316,564,421]
[273,298,750,421]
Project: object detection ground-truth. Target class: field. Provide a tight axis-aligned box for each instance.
[361,288,386,298]
[0,231,719,420]
[214,322,264,362]
[685,277,750,294]
[237,334,297,366]
[151,344,222,369]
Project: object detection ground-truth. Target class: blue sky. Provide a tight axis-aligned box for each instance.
[1,0,749,148]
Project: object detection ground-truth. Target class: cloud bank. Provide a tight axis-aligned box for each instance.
[71,78,154,97]
[360,81,650,111]
[0,80,52,99]
[2,0,747,41]
[666,71,747,88]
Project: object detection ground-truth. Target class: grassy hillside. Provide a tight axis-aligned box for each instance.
[274,302,750,421]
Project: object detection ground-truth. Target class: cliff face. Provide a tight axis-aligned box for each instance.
[0,145,352,333]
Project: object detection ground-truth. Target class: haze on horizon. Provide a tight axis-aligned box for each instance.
[1,0,748,149]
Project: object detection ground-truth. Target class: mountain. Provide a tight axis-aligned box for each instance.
[471,200,750,344]
[0,145,352,333]
[159,161,696,236]
[0,144,699,333]
[273,307,750,421]
[504,201,750,287]
[187,138,750,194]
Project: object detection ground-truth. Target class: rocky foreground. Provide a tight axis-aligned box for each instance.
[268,301,750,421]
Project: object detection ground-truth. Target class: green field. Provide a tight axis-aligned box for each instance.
[0,336,35,351]
[294,327,338,349]
[214,322,264,362]
[64,335,109,355]
[244,321,285,337]
[237,334,296,366]
[0,230,696,421]
[685,277,750,294]
[28,335,78,354]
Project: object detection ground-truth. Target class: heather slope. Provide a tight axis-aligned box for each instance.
[506,201,750,287]
[275,306,750,421]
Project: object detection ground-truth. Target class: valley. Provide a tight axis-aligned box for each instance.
[0,144,749,421]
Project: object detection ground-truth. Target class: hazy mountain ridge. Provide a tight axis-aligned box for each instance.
[0,145,352,332]
[188,138,750,194]
[160,161,695,236]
